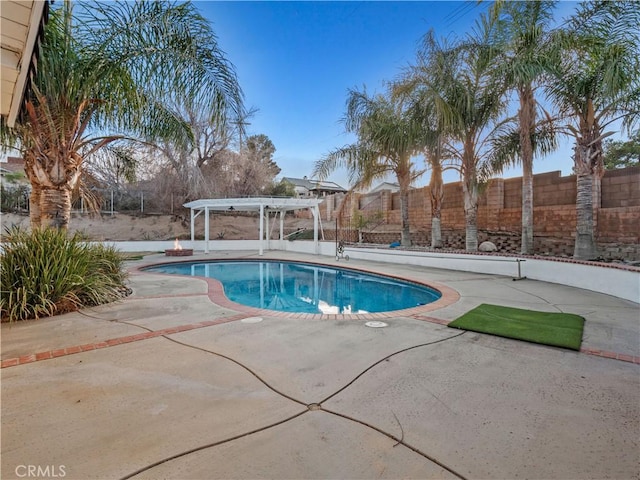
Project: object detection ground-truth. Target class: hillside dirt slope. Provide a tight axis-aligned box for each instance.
[0,212,314,241]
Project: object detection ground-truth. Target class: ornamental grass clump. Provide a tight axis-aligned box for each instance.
[1,227,129,322]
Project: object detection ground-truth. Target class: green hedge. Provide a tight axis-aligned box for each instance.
[1,227,130,322]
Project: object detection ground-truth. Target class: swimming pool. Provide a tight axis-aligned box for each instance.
[145,260,442,315]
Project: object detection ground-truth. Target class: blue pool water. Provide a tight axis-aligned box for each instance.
[145,261,441,314]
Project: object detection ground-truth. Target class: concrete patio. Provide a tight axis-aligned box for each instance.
[1,251,638,479]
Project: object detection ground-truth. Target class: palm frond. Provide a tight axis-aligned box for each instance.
[26,0,244,152]
[313,144,361,181]
[547,1,639,137]
[78,1,244,121]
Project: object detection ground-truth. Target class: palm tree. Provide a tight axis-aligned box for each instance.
[394,66,456,250]
[0,0,244,230]
[424,138,445,248]
[412,23,508,251]
[490,1,559,254]
[313,89,424,247]
[547,1,640,259]
[409,103,450,249]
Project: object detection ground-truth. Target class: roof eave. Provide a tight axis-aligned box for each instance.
[4,1,48,128]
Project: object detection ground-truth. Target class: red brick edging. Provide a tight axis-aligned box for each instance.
[3,313,637,369]
[411,315,640,365]
[0,313,247,369]
[579,347,640,364]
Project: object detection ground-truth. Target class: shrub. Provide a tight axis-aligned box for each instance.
[1,227,129,322]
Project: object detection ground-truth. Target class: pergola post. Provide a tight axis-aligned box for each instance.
[190,208,204,251]
[279,211,284,242]
[265,210,270,251]
[190,209,195,242]
[204,206,210,253]
[259,204,264,256]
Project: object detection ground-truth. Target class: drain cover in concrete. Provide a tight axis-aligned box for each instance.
[241,317,264,324]
[365,321,388,328]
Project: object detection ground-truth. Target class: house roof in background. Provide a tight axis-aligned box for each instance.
[1,0,49,127]
[282,177,347,192]
[369,182,400,193]
[282,176,315,190]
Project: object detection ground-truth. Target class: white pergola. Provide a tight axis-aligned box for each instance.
[183,197,322,255]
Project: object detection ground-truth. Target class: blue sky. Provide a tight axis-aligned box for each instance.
[197,1,581,189]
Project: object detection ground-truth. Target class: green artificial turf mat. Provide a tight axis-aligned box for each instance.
[448,304,584,350]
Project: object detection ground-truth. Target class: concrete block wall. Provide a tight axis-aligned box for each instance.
[598,207,640,242]
[601,166,640,208]
[323,166,640,260]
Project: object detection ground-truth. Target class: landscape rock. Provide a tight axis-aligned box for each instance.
[479,241,498,252]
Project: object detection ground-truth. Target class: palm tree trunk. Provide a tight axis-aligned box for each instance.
[573,131,602,260]
[28,185,73,230]
[462,142,479,251]
[574,172,597,259]
[429,158,444,248]
[398,167,412,247]
[519,84,535,254]
[463,173,479,252]
[431,217,442,249]
[29,185,43,229]
[40,187,73,229]
[24,148,81,231]
[399,188,411,247]
[521,168,534,253]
